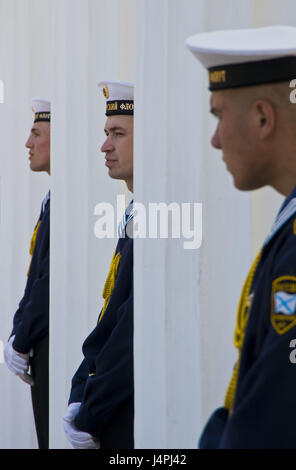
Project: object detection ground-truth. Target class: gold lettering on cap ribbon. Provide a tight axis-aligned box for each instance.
[35,112,50,120]
[209,70,227,84]
[107,102,118,111]
[120,102,134,111]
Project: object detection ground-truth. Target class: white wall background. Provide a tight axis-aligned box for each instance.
[0,0,292,449]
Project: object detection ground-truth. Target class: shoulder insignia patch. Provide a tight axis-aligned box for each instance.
[271,276,296,334]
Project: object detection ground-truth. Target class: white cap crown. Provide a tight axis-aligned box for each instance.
[32,98,51,122]
[98,80,134,116]
[186,25,296,90]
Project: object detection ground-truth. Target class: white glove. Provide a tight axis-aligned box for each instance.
[4,336,29,376]
[63,403,100,449]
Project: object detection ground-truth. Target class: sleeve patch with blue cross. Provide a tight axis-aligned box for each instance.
[271,276,296,334]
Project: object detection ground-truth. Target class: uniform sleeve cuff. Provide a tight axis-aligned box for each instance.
[12,334,31,354]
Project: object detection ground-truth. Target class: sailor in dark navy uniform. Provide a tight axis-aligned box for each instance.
[4,99,50,449]
[63,81,134,449]
[186,26,296,448]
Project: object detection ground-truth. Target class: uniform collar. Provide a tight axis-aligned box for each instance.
[41,190,50,216]
[118,199,134,238]
[264,186,296,246]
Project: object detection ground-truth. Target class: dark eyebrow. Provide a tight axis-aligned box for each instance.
[105,126,126,134]
[31,126,40,133]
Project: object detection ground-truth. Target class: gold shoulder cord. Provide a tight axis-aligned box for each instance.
[98,250,121,323]
[88,250,121,378]
[224,249,262,413]
[27,219,41,276]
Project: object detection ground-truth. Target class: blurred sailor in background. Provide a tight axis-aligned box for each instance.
[187,25,296,448]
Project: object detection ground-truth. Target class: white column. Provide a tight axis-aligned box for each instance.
[134,0,206,448]
[50,0,90,449]
[0,0,51,449]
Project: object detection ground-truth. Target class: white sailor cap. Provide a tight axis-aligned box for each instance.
[98,80,134,116]
[32,98,51,123]
[186,25,296,91]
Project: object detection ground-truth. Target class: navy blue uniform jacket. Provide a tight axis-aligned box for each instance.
[11,199,50,354]
[199,187,296,449]
[69,234,133,448]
